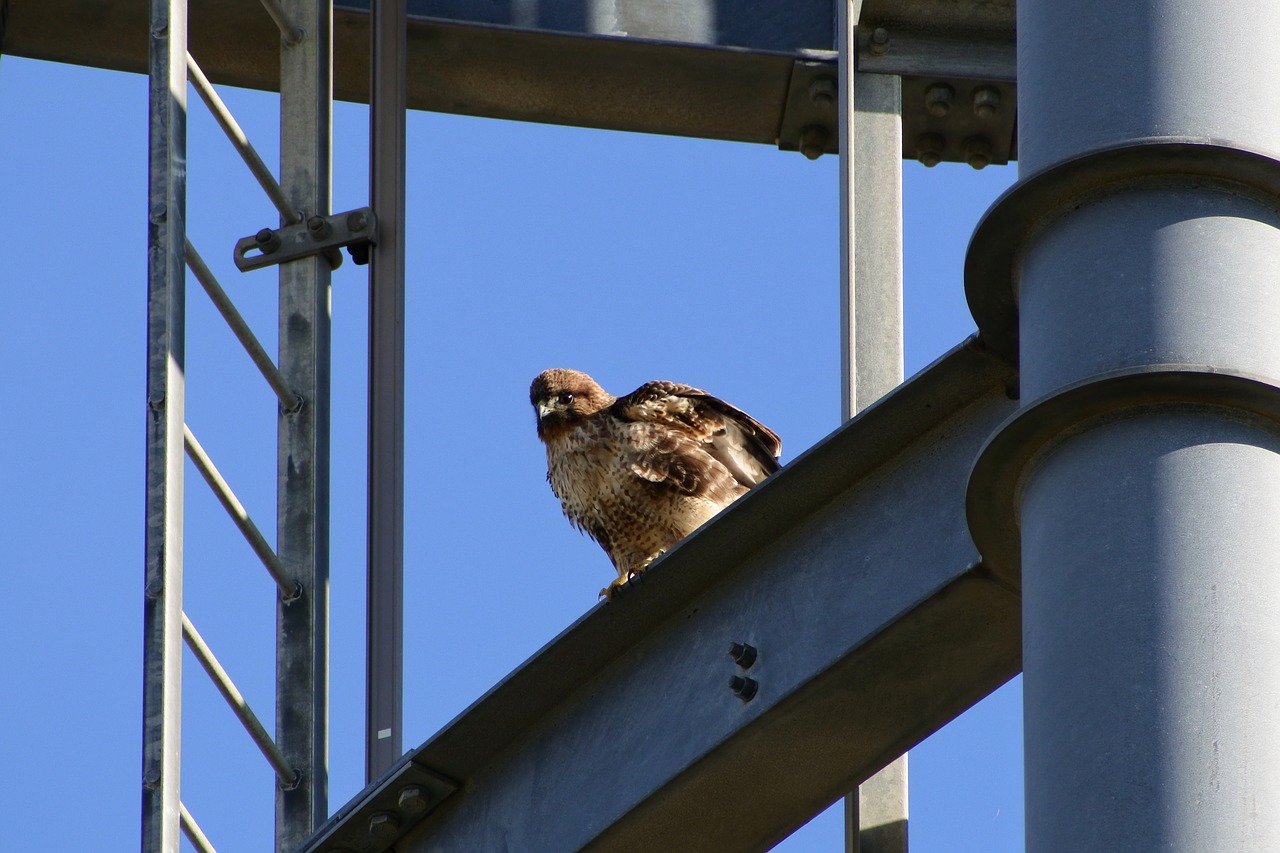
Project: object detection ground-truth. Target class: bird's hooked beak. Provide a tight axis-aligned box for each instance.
[536,401,555,421]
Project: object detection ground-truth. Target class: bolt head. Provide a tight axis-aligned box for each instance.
[347,210,370,232]
[869,27,890,55]
[972,86,1001,119]
[368,811,400,842]
[306,215,332,240]
[799,124,829,160]
[398,785,429,815]
[728,642,758,669]
[915,133,946,168]
[728,675,759,702]
[963,135,993,170]
[254,228,282,254]
[924,83,954,118]
[809,77,837,107]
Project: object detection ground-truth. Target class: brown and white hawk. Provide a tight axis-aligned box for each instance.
[530,368,781,598]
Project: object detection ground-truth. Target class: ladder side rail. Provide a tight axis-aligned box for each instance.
[275,1,333,848]
[141,0,189,851]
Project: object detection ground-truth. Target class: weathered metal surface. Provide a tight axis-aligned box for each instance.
[365,0,407,785]
[966,0,1280,846]
[140,1,187,850]
[299,340,1023,853]
[965,142,1280,364]
[234,206,373,271]
[838,6,908,842]
[3,0,1016,162]
[274,1,332,849]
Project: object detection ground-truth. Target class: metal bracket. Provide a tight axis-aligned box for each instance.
[234,206,377,272]
[777,59,839,159]
[300,759,458,853]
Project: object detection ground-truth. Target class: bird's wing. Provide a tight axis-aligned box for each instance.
[613,381,782,489]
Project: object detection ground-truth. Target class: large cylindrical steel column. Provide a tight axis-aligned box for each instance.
[967,0,1280,849]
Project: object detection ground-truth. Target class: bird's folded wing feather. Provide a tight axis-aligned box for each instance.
[613,382,782,489]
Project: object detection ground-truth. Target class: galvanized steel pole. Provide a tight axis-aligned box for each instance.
[366,0,407,784]
[275,1,332,849]
[839,2,907,851]
[140,1,187,851]
[968,0,1280,848]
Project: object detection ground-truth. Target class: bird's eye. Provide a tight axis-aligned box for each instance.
[558,392,575,406]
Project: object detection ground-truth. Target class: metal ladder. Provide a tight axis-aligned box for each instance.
[141,1,332,850]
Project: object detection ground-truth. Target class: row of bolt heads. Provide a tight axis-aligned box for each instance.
[255,210,372,255]
[920,83,1001,169]
[729,642,759,702]
[323,785,431,850]
[800,73,1002,169]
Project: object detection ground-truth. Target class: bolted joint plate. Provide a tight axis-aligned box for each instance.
[234,206,378,273]
[299,759,457,853]
[854,23,1017,168]
[777,58,840,159]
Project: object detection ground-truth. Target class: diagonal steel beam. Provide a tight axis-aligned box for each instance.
[298,338,1022,853]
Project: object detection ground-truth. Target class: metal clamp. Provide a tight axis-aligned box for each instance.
[234,206,378,272]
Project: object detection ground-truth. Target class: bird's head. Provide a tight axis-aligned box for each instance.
[530,368,614,440]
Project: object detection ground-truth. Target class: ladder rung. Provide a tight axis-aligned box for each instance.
[186,51,301,225]
[182,612,299,788]
[179,801,219,853]
[183,423,300,601]
[258,0,304,46]
[186,239,302,413]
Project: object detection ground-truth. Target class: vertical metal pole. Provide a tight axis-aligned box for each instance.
[839,62,904,414]
[839,2,906,852]
[141,0,186,850]
[275,1,331,849]
[366,0,407,783]
[1012,0,1280,848]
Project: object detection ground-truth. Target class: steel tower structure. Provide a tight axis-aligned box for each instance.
[24,0,1275,851]
[4,0,1018,849]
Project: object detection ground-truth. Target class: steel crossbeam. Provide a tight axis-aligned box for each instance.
[3,0,1017,166]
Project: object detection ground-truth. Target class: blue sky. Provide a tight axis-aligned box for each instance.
[0,54,1021,850]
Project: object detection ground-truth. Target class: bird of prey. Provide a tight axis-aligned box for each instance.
[530,368,781,598]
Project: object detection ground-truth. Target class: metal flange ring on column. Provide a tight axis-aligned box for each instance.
[967,364,1280,590]
[965,140,1280,364]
